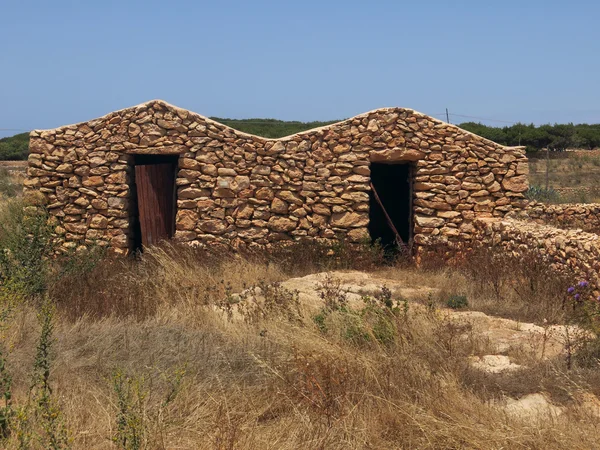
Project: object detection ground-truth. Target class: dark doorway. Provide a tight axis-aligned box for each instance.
[368,163,412,253]
[132,155,178,250]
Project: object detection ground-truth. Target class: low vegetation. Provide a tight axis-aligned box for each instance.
[0,134,29,161]
[528,154,600,203]
[209,117,340,139]
[460,121,600,152]
[0,197,598,449]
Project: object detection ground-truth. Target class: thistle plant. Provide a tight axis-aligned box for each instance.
[112,369,146,450]
[30,298,69,449]
[0,349,13,439]
[565,280,600,330]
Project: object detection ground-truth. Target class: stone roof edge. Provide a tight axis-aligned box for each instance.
[30,99,519,151]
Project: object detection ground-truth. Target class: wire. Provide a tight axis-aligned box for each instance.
[447,113,517,124]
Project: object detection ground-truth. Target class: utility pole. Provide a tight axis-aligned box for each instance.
[546,147,550,191]
[446,108,450,124]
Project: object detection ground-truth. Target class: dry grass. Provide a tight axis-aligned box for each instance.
[0,158,599,448]
[378,244,571,325]
[1,243,600,449]
[529,154,600,203]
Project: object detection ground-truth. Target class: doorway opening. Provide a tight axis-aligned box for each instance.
[368,163,413,255]
[131,154,178,251]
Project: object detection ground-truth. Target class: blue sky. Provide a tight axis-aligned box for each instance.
[1,0,599,137]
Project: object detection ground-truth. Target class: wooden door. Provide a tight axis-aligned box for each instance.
[134,162,176,247]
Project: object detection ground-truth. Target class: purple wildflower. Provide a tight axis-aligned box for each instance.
[575,293,581,301]
[579,281,589,288]
[568,286,575,294]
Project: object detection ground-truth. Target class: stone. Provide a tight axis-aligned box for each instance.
[415,216,445,228]
[277,191,303,205]
[267,141,285,154]
[56,163,74,173]
[516,161,529,175]
[268,216,297,232]
[106,172,127,184]
[200,164,218,176]
[199,220,227,234]
[333,144,351,154]
[271,198,288,214]
[437,211,461,219]
[91,199,108,210]
[108,197,127,209]
[177,210,197,230]
[64,222,88,234]
[218,167,237,176]
[256,187,274,200]
[214,188,235,198]
[82,176,104,187]
[353,165,370,176]
[90,215,108,229]
[179,187,209,199]
[180,158,200,170]
[370,148,425,162]
[502,175,528,193]
[330,212,368,228]
[128,123,141,137]
[367,119,379,132]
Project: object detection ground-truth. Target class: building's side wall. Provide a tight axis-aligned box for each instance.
[25,101,528,254]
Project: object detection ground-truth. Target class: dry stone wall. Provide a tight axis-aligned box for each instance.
[475,217,600,294]
[25,100,528,254]
[510,202,600,234]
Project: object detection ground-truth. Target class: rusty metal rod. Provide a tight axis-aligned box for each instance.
[370,181,406,248]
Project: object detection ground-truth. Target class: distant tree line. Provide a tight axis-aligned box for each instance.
[0,132,29,160]
[458,122,600,153]
[2,119,600,160]
[209,117,340,139]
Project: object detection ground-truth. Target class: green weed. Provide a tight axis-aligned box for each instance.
[112,369,146,450]
[30,299,70,449]
[446,294,469,310]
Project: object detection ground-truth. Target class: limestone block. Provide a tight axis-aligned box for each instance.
[268,216,297,232]
[502,175,528,193]
[177,210,198,230]
[415,216,445,228]
[330,211,368,228]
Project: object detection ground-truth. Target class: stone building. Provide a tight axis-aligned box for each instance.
[25,100,528,255]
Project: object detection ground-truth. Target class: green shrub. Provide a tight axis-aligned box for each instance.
[112,369,146,450]
[0,169,18,198]
[0,202,54,298]
[313,311,328,333]
[237,280,302,324]
[0,307,13,440]
[0,133,29,161]
[31,299,70,449]
[525,185,561,203]
[445,294,469,310]
[314,284,401,348]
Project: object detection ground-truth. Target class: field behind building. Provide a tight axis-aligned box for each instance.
[528,151,600,203]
